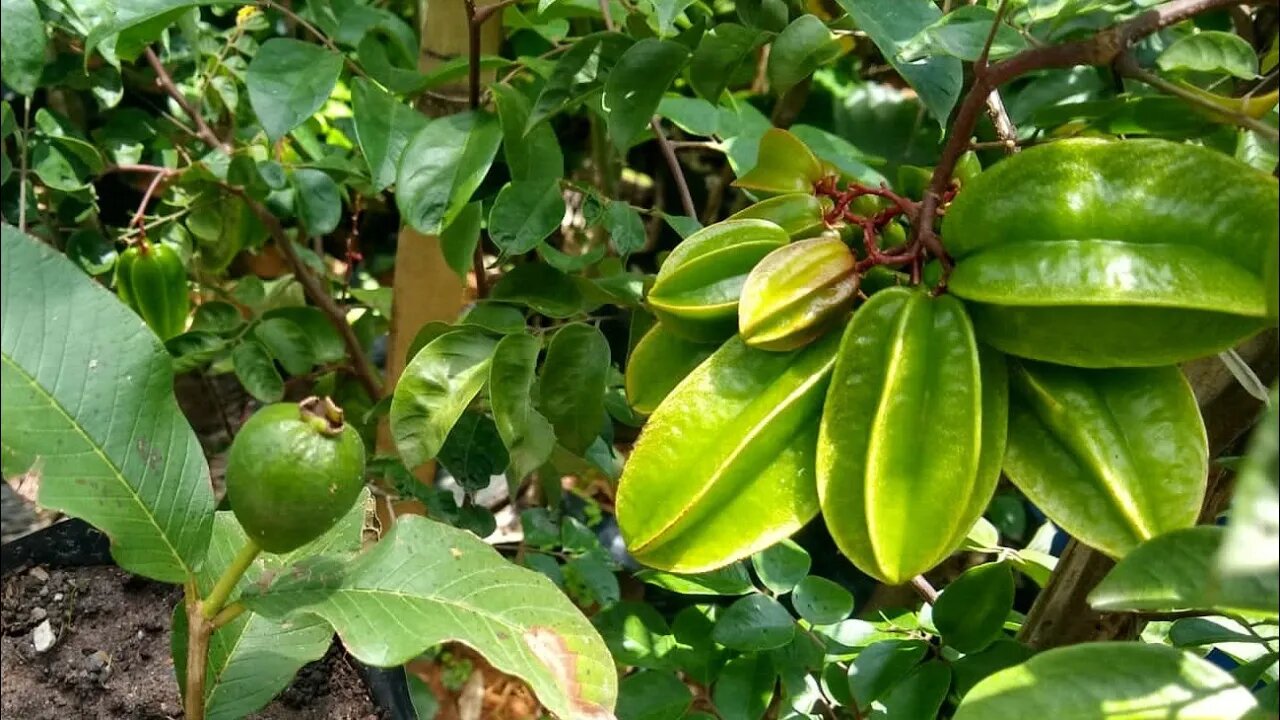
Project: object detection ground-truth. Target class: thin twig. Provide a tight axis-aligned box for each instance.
[463,0,490,297]
[129,171,169,233]
[909,576,940,604]
[143,47,226,150]
[650,117,698,218]
[598,0,616,30]
[984,90,1020,154]
[1117,55,1280,142]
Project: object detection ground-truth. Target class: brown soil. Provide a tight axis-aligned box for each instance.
[1,565,383,720]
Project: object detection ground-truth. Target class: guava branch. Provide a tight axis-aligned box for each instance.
[913,0,1278,253]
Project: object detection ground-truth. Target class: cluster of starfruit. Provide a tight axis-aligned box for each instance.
[617,133,1279,586]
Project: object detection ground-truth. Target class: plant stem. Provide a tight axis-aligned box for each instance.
[1116,55,1280,142]
[202,536,261,620]
[650,117,698,218]
[143,47,227,151]
[909,575,940,604]
[184,599,213,720]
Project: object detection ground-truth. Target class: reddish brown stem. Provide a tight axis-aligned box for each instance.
[651,117,698,219]
[143,47,226,151]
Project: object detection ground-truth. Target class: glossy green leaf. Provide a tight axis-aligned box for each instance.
[634,564,755,596]
[489,179,566,255]
[616,670,692,720]
[617,334,838,573]
[65,229,118,276]
[351,78,429,191]
[951,639,1035,699]
[593,601,676,669]
[1089,526,1277,616]
[490,333,556,482]
[733,129,825,196]
[624,323,715,415]
[715,654,776,720]
[1004,361,1207,559]
[751,539,811,594]
[846,639,929,710]
[437,411,508,492]
[539,323,610,454]
[491,263,585,318]
[604,39,690,151]
[1216,388,1279,613]
[243,514,618,720]
[833,0,962,127]
[792,576,853,625]
[900,6,1027,63]
[493,83,564,183]
[954,642,1259,720]
[1157,31,1258,79]
[246,39,342,141]
[390,329,497,470]
[290,168,341,237]
[933,562,1014,653]
[604,202,646,256]
[189,301,243,336]
[713,594,796,651]
[187,189,265,272]
[1,0,47,96]
[232,340,284,403]
[689,23,766,102]
[0,225,214,583]
[397,111,503,234]
[527,32,633,131]
[254,317,315,376]
[767,15,842,95]
[789,124,888,186]
[869,661,950,720]
[818,288,1007,585]
[261,307,345,364]
[440,201,483,280]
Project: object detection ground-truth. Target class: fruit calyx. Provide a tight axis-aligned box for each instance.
[299,395,345,437]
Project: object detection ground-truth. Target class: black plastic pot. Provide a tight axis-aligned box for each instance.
[0,518,418,720]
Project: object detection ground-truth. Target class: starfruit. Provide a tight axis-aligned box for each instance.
[1003,359,1207,558]
[943,138,1277,367]
[738,235,858,351]
[616,332,840,573]
[728,193,830,240]
[647,219,789,342]
[817,287,1007,585]
[732,129,826,197]
[115,242,190,340]
[624,322,715,414]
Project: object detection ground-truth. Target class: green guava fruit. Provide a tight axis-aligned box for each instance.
[225,396,366,553]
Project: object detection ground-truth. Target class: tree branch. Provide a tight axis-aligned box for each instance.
[650,117,698,219]
[143,47,226,151]
[909,575,940,604]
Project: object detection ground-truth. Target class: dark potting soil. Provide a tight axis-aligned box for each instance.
[1,565,384,720]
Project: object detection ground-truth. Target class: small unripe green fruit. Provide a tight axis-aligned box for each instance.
[226,397,366,553]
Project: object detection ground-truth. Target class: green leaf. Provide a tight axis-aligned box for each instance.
[246,39,343,142]
[65,229,118,276]
[1169,617,1269,648]
[767,15,842,96]
[933,562,1014,653]
[493,83,564,182]
[951,639,1034,699]
[712,594,795,651]
[1089,526,1277,616]
[397,111,503,234]
[604,202,646,256]
[437,412,508,493]
[0,225,214,583]
[232,340,284,403]
[351,78,429,191]
[751,539,811,594]
[594,601,677,669]
[792,576,853,625]
[604,39,690,151]
[254,316,316,376]
[489,180,566,256]
[528,32,634,131]
[187,189,266,272]
[634,564,756,596]
[846,639,929,710]
[539,323,610,454]
[871,661,950,720]
[954,642,1259,719]
[290,168,342,237]
[261,307,346,364]
[490,263,586,318]
[617,670,692,720]
[390,329,497,470]
[243,514,619,719]
[900,6,1028,63]
[440,201,484,280]
[490,333,556,482]
[714,654,776,720]
[1216,388,1279,615]
[833,0,962,128]
[689,24,765,101]
[1,0,47,96]
[1158,31,1259,79]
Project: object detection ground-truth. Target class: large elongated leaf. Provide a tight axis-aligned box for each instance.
[351,78,429,191]
[603,39,690,151]
[397,111,503,234]
[833,0,961,128]
[242,514,617,720]
[539,324,611,455]
[490,334,556,482]
[1,0,46,96]
[954,643,1259,719]
[0,225,214,583]
[246,39,343,142]
[390,329,498,469]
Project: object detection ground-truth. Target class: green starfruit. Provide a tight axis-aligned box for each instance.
[733,128,826,196]
[616,332,840,573]
[624,323,716,414]
[727,193,830,240]
[115,242,190,340]
[1004,360,1207,558]
[817,287,1007,585]
[943,138,1277,367]
[738,235,858,351]
[647,219,789,342]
